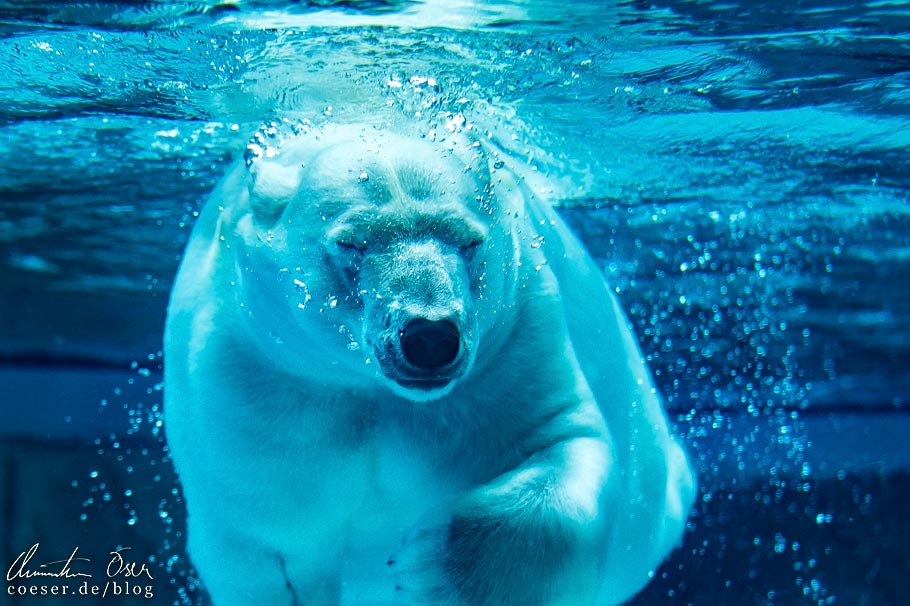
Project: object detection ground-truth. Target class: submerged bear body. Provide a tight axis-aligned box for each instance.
[164,124,696,606]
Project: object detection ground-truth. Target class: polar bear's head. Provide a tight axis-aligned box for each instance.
[238,127,518,402]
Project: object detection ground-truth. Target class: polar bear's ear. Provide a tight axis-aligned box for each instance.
[247,158,303,225]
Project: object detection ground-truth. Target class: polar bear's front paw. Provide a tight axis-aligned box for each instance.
[389,508,559,606]
[388,521,460,606]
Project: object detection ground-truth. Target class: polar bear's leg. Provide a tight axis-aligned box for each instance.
[189,523,338,606]
[390,436,613,606]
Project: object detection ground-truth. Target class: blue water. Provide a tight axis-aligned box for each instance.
[1,1,908,605]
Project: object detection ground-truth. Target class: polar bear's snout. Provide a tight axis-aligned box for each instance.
[400,318,461,370]
[373,305,473,399]
[359,238,477,400]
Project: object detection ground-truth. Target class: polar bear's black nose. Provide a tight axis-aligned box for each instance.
[401,319,460,370]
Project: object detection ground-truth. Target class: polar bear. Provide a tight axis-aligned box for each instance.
[164,123,696,606]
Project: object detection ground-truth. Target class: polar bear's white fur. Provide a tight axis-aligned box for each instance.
[164,124,696,606]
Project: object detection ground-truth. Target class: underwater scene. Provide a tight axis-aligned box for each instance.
[1,0,908,605]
